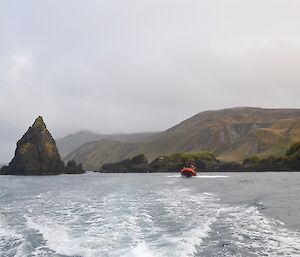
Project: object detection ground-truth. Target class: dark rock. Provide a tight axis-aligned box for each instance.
[65,160,85,174]
[131,154,148,165]
[101,158,131,173]
[100,154,148,173]
[216,162,243,172]
[5,116,65,175]
[0,166,9,175]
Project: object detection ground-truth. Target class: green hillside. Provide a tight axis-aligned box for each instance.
[64,107,300,170]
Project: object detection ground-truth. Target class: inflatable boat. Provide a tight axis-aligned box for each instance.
[180,167,197,177]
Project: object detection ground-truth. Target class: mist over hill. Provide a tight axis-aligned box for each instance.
[64,107,300,170]
[56,131,159,156]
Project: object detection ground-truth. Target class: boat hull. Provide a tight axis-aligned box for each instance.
[180,168,197,177]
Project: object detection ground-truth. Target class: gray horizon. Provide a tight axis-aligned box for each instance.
[1,0,300,161]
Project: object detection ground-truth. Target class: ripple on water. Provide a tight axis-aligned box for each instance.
[1,174,300,257]
[198,204,300,257]
[21,188,221,257]
[0,215,25,257]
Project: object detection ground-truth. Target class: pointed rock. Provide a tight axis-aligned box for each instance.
[5,116,65,175]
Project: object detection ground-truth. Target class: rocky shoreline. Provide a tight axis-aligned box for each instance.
[98,141,300,173]
[1,116,299,175]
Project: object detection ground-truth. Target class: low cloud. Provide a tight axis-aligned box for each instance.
[1,0,300,161]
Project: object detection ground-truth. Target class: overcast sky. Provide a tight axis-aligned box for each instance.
[1,0,300,161]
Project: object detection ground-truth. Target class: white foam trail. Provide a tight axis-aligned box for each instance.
[168,216,217,257]
[20,177,300,257]
[121,242,160,257]
[26,215,103,257]
[165,175,181,178]
[225,206,300,256]
[154,189,220,257]
[24,187,222,257]
[0,214,26,257]
[166,175,228,178]
[25,192,157,257]
[195,175,228,178]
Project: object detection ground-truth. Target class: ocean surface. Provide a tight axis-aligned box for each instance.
[1,172,300,257]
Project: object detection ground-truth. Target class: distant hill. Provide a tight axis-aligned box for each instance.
[141,107,300,161]
[64,140,140,171]
[64,107,300,170]
[56,130,159,156]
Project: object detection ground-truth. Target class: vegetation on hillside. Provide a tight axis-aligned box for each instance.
[64,108,300,170]
[241,140,300,171]
[286,141,300,156]
[100,140,300,173]
[163,151,217,165]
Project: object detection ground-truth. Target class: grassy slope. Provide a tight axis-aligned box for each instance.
[65,107,300,170]
[143,108,300,162]
[57,130,159,156]
[64,140,141,171]
[219,118,300,161]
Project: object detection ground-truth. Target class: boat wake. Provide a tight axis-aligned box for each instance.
[0,214,25,257]
[166,175,228,178]
[1,177,300,257]
[195,175,228,178]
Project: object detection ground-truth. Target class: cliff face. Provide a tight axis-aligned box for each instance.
[4,116,65,175]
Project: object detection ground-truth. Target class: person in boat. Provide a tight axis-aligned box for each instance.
[182,162,196,170]
[189,163,196,171]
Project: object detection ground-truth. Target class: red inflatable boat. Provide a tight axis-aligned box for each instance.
[180,167,197,177]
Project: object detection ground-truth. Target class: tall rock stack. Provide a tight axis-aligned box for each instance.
[3,116,65,175]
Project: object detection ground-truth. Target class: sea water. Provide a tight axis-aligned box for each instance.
[1,172,300,257]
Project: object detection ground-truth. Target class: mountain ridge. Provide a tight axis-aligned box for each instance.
[64,107,300,170]
[56,130,159,156]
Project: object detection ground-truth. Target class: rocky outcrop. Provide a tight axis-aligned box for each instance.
[100,154,148,173]
[100,152,222,173]
[0,165,9,175]
[97,144,300,173]
[3,116,65,175]
[65,160,85,174]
